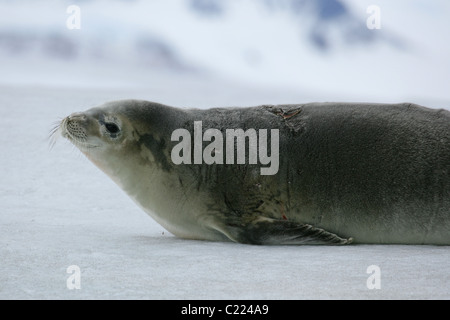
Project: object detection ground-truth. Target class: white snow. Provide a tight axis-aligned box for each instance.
[1,0,450,300]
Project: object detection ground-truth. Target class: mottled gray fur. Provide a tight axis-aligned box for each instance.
[62,100,450,245]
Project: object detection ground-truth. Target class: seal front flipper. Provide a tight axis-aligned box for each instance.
[213,217,353,245]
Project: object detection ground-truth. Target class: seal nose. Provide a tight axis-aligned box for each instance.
[68,112,87,121]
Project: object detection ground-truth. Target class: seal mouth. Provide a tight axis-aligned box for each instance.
[58,117,100,149]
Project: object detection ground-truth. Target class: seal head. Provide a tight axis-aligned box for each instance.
[58,100,227,241]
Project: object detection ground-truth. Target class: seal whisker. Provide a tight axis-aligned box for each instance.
[48,119,63,150]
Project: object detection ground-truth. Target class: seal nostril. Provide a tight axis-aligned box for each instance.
[68,113,86,121]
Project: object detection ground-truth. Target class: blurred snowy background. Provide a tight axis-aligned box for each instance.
[1,0,450,300]
[1,0,449,106]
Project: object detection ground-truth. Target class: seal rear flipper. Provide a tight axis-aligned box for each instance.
[213,217,353,245]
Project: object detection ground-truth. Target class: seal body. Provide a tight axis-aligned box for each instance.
[58,100,450,245]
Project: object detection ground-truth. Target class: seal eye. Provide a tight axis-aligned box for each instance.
[105,122,120,134]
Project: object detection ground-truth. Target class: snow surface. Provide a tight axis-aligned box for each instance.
[1,0,450,300]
